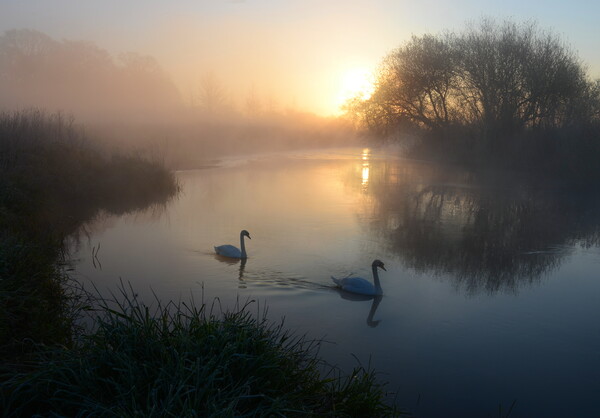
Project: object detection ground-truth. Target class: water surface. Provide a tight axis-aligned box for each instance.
[72,147,600,417]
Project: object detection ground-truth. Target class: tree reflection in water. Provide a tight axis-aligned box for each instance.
[348,154,600,294]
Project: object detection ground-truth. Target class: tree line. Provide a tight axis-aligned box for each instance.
[0,29,184,122]
[346,19,600,179]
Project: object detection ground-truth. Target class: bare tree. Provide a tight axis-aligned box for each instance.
[196,72,229,114]
[379,34,458,129]
[359,18,597,139]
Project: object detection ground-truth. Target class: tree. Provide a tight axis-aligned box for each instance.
[454,19,589,136]
[378,34,458,129]
[357,18,598,140]
[0,29,183,120]
[196,72,229,114]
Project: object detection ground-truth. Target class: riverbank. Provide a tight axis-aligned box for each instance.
[0,110,180,359]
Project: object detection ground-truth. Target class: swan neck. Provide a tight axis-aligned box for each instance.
[239,232,247,258]
[372,265,382,294]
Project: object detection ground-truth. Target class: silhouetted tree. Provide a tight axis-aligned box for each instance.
[355,19,599,139]
[377,34,458,129]
[454,19,589,137]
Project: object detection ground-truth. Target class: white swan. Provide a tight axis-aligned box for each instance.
[214,230,251,259]
[331,259,386,296]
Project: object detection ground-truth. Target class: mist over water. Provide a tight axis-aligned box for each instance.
[72,147,600,417]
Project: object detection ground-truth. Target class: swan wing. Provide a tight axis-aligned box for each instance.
[215,244,242,258]
[334,277,377,296]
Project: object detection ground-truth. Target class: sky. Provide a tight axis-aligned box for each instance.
[2,0,599,116]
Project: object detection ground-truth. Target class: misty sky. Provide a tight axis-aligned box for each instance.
[2,0,599,116]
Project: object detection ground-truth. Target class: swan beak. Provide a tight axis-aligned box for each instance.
[247,235,251,239]
[381,265,386,271]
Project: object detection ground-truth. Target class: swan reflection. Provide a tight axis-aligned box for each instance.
[214,254,248,288]
[336,290,383,328]
[238,258,247,288]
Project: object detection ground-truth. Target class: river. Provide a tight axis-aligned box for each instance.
[71,147,600,417]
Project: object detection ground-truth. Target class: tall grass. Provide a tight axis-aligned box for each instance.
[0,233,80,359]
[0,109,179,236]
[1,285,402,417]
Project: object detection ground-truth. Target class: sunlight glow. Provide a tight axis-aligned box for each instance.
[336,68,375,111]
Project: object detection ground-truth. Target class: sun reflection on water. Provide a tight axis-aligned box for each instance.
[361,148,370,188]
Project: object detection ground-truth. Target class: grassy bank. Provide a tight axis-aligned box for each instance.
[0,110,400,416]
[2,287,400,416]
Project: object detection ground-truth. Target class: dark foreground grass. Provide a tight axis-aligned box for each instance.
[1,286,402,417]
[0,233,80,358]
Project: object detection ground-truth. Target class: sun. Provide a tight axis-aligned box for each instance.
[335,67,375,110]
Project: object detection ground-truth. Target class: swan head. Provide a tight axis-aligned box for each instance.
[372,259,386,271]
[241,229,251,239]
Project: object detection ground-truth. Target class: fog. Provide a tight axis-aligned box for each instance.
[0,28,361,168]
[2,1,600,168]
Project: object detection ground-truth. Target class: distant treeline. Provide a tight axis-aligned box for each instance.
[346,19,600,183]
[0,29,182,122]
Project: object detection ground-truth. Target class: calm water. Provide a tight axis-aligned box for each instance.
[71,147,600,417]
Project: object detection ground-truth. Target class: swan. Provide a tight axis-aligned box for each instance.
[214,230,251,259]
[331,259,386,296]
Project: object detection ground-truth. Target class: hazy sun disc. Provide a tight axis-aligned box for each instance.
[336,68,375,110]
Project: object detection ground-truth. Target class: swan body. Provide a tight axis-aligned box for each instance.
[331,259,386,296]
[215,230,251,259]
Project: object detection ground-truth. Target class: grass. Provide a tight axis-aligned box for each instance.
[0,233,78,359]
[1,285,402,417]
